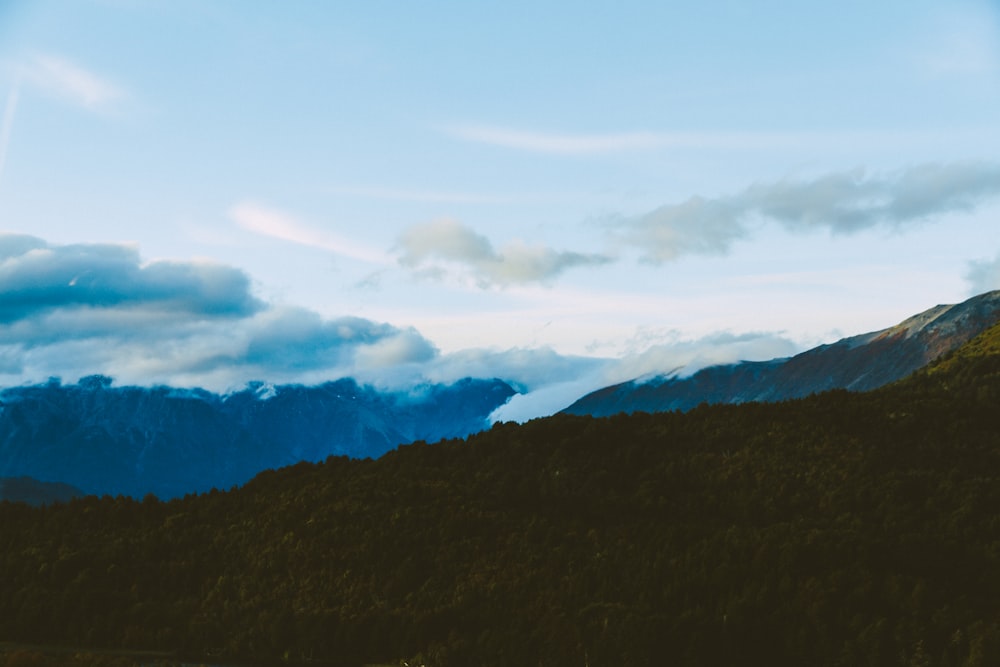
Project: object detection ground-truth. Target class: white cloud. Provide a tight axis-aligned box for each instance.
[229,201,389,264]
[421,345,613,423]
[490,377,604,423]
[396,218,613,287]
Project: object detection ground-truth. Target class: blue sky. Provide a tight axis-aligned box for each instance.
[1,0,999,419]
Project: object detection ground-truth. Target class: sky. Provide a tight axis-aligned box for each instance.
[1,0,1000,420]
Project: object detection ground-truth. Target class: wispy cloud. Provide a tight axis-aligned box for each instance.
[229,201,389,264]
[445,124,678,155]
[396,219,613,287]
[21,54,124,112]
[442,124,865,156]
[619,162,1000,263]
[446,123,1000,159]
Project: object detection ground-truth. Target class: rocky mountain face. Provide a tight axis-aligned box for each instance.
[564,290,1000,417]
[0,376,516,498]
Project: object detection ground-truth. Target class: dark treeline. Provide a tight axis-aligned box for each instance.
[2,327,1000,666]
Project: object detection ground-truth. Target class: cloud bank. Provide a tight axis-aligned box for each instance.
[393,162,1000,284]
[396,219,612,287]
[620,161,1000,262]
[0,235,807,422]
[0,235,435,389]
[0,235,261,324]
[490,330,801,423]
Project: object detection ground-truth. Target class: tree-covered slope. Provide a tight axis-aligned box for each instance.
[0,477,84,506]
[2,324,1000,666]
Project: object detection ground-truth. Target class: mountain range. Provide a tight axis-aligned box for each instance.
[3,291,999,501]
[0,376,515,498]
[564,289,1000,417]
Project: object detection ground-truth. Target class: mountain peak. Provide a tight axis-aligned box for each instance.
[883,290,1000,339]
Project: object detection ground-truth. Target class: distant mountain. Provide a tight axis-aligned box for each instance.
[565,290,1000,417]
[0,476,84,506]
[0,376,516,498]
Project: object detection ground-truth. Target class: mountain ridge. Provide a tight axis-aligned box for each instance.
[5,292,999,499]
[0,376,516,498]
[564,290,1000,417]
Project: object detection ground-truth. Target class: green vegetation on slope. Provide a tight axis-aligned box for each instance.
[2,324,1000,667]
[917,322,1000,381]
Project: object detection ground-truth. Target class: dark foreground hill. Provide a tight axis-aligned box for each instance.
[0,477,84,506]
[2,324,1000,666]
[565,289,1000,417]
[0,376,515,498]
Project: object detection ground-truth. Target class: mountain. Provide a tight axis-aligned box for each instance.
[2,320,999,667]
[565,289,1000,417]
[0,476,84,506]
[0,376,516,498]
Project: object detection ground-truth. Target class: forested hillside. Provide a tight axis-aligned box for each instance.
[0,477,84,506]
[2,325,1000,666]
